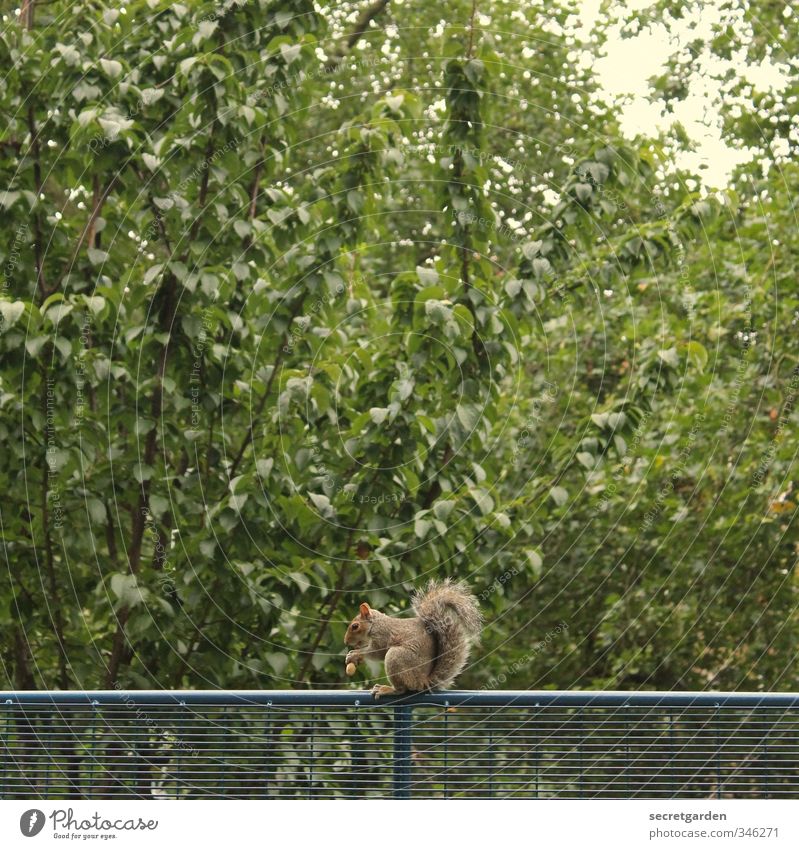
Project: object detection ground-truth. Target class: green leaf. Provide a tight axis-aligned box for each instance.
[416,265,439,285]
[469,488,494,515]
[87,248,109,265]
[532,257,551,279]
[150,495,169,517]
[256,458,274,478]
[280,43,302,65]
[266,652,289,675]
[85,295,105,315]
[25,336,47,357]
[0,301,25,326]
[99,58,123,78]
[658,348,679,368]
[433,500,455,520]
[86,498,106,524]
[168,261,188,280]
[347,190,364,214]
[456,403,481,431]
[308,492,335,518]
[287,571,311,592]
[133,463,153,484]
[417,415,436,434]
[504,278,522,297]
[463,58,485,85]
[110,574,146,608]
[385,93,405,112]
[234,220,251,239]
[686,341,708,372]
[527,549,543,572]
[414,515,432,538]
[229,493,249,513]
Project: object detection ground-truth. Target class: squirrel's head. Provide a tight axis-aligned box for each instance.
[344,602,375,647]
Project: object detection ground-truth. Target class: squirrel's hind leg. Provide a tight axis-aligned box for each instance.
[371,684,399,699]
[383,646,426,695]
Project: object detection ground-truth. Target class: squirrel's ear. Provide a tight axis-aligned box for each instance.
[359,602,372,619]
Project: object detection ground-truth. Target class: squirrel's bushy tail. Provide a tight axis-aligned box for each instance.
[412,578,482,689]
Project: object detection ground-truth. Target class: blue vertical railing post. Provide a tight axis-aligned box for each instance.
[443,702,450,799]
[760,714,771,799]
[1,699,10,798]
[43,715,51,796]
[715,703,722,800]
[174,700,187,799]
[308,706,316,799]
[392,705,412,799]
[624,704,631,796]
[577,707,584,799]
[87,700,99,795]
[488,728,494,797]
[262,701,273,799]
[668,711,676,797]
[533,702,540,799]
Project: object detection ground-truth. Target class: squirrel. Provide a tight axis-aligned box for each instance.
[343,578,482,699]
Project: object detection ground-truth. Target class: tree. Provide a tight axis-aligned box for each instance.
[0,0,796,692]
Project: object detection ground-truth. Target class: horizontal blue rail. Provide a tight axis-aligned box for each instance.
[2,689,799,707]
[2,690,798,799]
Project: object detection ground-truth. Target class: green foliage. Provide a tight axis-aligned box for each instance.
[0,0,796,693]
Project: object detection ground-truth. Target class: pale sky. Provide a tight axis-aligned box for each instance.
[581,0,791,187]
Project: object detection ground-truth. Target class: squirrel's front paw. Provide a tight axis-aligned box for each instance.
[371,684,396,700]
[345,650,361,666]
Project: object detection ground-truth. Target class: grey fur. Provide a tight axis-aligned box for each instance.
[412,579,483,688]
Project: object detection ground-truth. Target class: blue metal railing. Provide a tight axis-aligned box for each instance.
[1,690,798,799]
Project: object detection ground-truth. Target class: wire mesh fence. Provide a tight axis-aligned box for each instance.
[1,691,797,799]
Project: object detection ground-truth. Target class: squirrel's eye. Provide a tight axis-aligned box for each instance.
[351,623,359,631]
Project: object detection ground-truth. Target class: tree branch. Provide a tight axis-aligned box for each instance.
[228,296,305,478]
[105,271,178,687]
[104,129,222,687]
[296,390,417,684]
[467,0,478,59]
[104,174,204,686]
[40,363,69,688]
[296,527,359,684]
[325,0,391,69]
[13,626,35,689]
[20,0,35,29]
[27,105,49,298]
[64,175,118,279]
